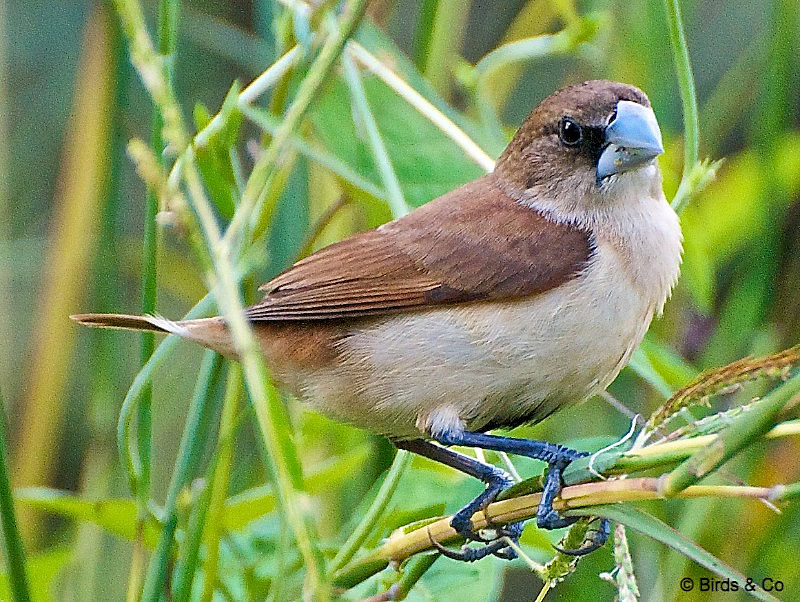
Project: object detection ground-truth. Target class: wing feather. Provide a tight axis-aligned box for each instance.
[246,175,593,321]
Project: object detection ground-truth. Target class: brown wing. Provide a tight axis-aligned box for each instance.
[245,174,593,321]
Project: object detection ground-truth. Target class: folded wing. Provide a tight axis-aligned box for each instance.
[245,175,593,321]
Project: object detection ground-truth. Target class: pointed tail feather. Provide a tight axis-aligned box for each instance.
[71,313,174,334]
[70,313,235,357]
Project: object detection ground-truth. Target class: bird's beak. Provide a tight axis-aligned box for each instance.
[596,100,664,181]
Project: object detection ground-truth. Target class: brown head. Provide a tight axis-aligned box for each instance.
[494,80,663,212]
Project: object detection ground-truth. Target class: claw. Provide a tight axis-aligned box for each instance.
[428,521,524,562]
[552,518,611,556]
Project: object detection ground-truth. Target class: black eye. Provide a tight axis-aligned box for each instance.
[558,117,582,146]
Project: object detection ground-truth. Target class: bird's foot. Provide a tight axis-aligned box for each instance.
[429,520,524,562]
[534,454,609,555]
[553,518,611,556]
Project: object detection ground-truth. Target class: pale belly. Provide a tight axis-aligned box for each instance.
[295,247,657,440]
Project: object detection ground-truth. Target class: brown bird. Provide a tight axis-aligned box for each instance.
[73,80,682,560]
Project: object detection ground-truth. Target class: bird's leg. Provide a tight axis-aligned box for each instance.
[431,430,609,556]
[393,439,522,562]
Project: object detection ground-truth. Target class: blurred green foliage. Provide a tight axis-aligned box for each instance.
[2,0,799,600]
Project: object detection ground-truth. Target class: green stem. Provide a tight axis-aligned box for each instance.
[172,364,240,602]
[329,450,412,573]
[117,294,215,483]
[413,0,438,71]
[199,365,241,602]
[663,0,700,213]
[140,352,222,602]
[341,48,409,217]
[186,155,331,598]
[421,0,470,98]
[130,1,179,597]
[224,0,369,249]
[470,17,602,154]
[661,372,800,496]
[391,553,439,600]
[0,387,31,602]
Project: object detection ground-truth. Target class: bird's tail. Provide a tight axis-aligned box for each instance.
[71,313,173,333]
[70,313,235,357]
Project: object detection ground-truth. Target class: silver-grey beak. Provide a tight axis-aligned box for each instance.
[596,100,664,181]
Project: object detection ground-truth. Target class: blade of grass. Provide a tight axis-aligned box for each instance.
[140,352,222,602]
[585,505,778,602]
[663,0,701,214]
[223,0,370,249]
[349,41,495,171]
[190,46,301,152]
[413,0,437,71]
[134,3,370,591]
[482,0,559,112]
[183,142,330,595]
[420,0,470,99]
[117,294,216,481]
[199,364,241,602]
[241,105,386,200]
[128,1,180,598]
[341,48,409,217]
[0,387,31,602]
[468,17,602,148]
[329,450,411,573]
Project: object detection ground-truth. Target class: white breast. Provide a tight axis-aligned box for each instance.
[298,174,682,440]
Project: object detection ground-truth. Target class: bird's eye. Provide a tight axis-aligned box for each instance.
[558,118,582,146]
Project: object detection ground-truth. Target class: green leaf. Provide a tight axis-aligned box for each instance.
[0,548,71,602]
[582,505,779,602]
[311,76,485,209]
[627,347,674,398]
[223,444,372,531]
[14,488,160,548]
[192,81,244,218]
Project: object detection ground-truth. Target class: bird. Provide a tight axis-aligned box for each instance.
[73,80,682,561]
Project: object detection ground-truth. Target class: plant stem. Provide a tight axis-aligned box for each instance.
[661,372,800,496]
[413,0,438,71]
[172,363,240,602]
[349,41,495,171]
[341,48,410,216]
[140,352,221,602]
[332,478,789,589]
[199,364,241,602]
[0,387,31,602]
[330,450,412,573]
[421,0,470,98]
[224,0,370,249]
[663,0,700,213]
[186,152,332,598]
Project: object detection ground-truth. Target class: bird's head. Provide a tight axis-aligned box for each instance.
[495,80,664,212]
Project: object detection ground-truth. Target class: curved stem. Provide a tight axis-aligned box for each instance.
[330,450,412,573]
[332,478,788,589]
[664,0,700,213]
